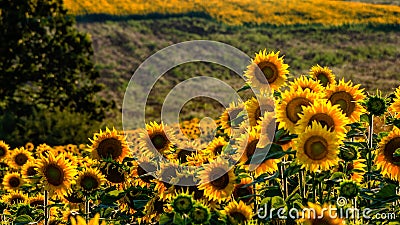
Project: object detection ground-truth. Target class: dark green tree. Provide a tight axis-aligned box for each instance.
[0,0,112,145]
[0,0,109,117]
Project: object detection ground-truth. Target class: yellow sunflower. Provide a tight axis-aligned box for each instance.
[29,194,45,208]
[8,147,33,169]
[139,122,176,157]
[154,162,179,200]
[221,200,253,225]
[326,78,366,123]
[245,49,289,92]
[258,112,276,147]
[294,122,341,172]
[21,160,38,182]
[252,155,279,178]
[375,127,400,181]
[89,127,130,162]
[130,157,157,188]
[2,172,24,191]
[25,142,34,151]
[295,100,349,137]
[204,136,228,157]
[234,126,263,164]
[37,152,76,197]
[0,140,10,161]
[198,157,235,203]
[298,202,344,225]
[232,177,254,204]
[220,101,246,136]
[309,64,336,87]
[76,167,105,193]
[245,92,275,127]
[173,141,198,164]
[35,143,53,157]
[70,214,106,225]
[2,190,28,205]
[338,159,366,183]
[389,86,400,118]
[289,75,325,94]
[276,88,323,134]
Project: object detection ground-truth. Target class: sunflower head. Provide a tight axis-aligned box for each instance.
[339,146,358,161]
[140,122,176,157]
[298,202,344,225]
[2,172,23,191]
[340,180,359,199]
[375,127,400,181]
[0,141,10,161]
[221,200,253,225]
[131,157,157,187]
[366,94,387,116]
[70,213,106,225]
[172,192,194,214]
[309,64,335,87]
[290,75,325,94]
[245,49,289,92]
[220,101,246,136]
[191,202,211,224]
[9,147,33,169]
[2,190,28,205]
[77,167,105,193]
[90,127,130,162]
[100,162,126,184]
[232,177,254,204]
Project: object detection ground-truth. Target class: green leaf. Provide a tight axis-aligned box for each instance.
[393,119,400,129]
[237,83,251,92]
[173,212,185,225]
[360,114,370,123]
[14,215,33,224]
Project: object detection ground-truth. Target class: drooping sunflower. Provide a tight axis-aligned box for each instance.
[198,157,235,203]
[204,136,228,157]
[309,64,336,87]
[289,75,325,94]
[37,152,77,197]
[2,190,28,205]
[389,86,400,118]
[8,147,34,169]
[76,167,105,193]
[276,88,323,134]
[258,113,276,147]
[295,100,349,137]
[220,101,246,137]
[232,177,254,204]
[297,202,344,225]
[0,140,10,161]
[130,157,158,188]
[375,127,400,181]
[234,126,262,164]
[221,200,253,225]
[245,49,289,92]
[22,160,38,182]
[294,122,341,172]
[2,172,24,191]
[89,127,130,162]
[326,78,366,123]
[245,92,275,127]
[139,122,176,157]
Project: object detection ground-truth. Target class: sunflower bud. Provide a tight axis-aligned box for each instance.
[172,193,193,214]
[340,180,359,199]
[366,95,387,116]
[191,203,211,224]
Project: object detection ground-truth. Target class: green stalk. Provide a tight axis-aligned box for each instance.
[44,190,49,225]
[368,114,374,190]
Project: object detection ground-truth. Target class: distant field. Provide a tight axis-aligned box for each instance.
[65,0,400,25]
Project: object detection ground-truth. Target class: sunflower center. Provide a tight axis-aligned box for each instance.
[286,97,312,123]
[44,164,65,186]
[177,149,192,163]
[329,91,355,117]
[9,177,20,187]
[11,197,24,204]
[228,109,243,127]
[229,212,247,223]
[192,207,208,223]
[151,133,168,151]
[233,184,253,203]
[305,136,328,160]
[383,137,400,165]
[137,162,157,183]
[0,147,5,157]
[316,73,329,87]
[97,138,123,160]
[256,62,278,84]
[15,153,28,166]
[246,139,259,159]
[102,164,125,183]
[27,167,37,176]
[210,168,230,190]
[80,175,99,191]
[214,145,223,155]
[30,200,44,207]
[308,113,335,131]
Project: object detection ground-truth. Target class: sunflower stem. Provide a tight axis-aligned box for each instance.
[312,172,316,203]
[252,171,257,214]
[368,114,374,190]
[44,190,49,225]
[85,197,90,222]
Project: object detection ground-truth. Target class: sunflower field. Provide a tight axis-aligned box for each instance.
[1,48,400,225]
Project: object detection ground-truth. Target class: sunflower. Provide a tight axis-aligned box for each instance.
[326,78,366,123]
[204,136,228,157]
[0,140,10,161]
[154,162,179,200]
[70,214,106,225]
[375,127,400,181]
[198,157,235,203]
[338,159,366,183]
[139,122,176,157]
[37,152,76,197]
[35,144,53,157]
[245,92,275,127]
[191,202,211,224]
[294,122,341,172]
[60,152,78,167]
[2,190,28,205]
[221,200,253,225]
[309,64,336,87]
[234,126,263,164]
[297,202,344,225]
[220,101,246,136]
[21,160,38,182]
[130,157,157,188]
[9,147,33,169]
[258,113,276,147]
[2,172,23,191]
[252,155,280,178]
[289,75,325,94]
[100,162,127,184]
[244,49,289,92]
[389,86,400,118]
[89,127,130,162]
[76,167,105,193]
[276,88,323,134]
[232,177,254,204]
[173,141,198,164]
[295,100,349,137]
[25,142,34,151]
[29,194,45,208]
